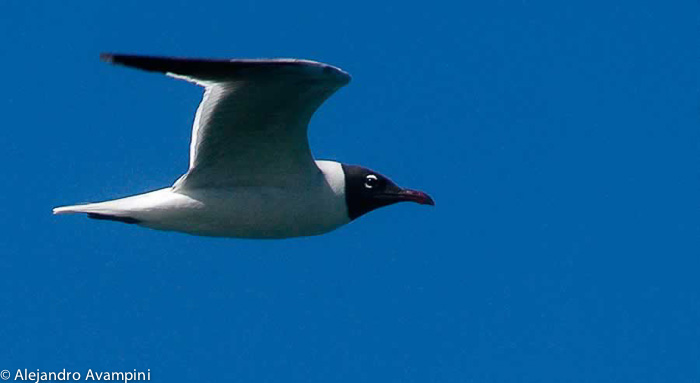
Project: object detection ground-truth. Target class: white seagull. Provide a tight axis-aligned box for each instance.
[53,54,434,238]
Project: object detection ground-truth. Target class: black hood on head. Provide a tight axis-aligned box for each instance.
[342,164,434,220]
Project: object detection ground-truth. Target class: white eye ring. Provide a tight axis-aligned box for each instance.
[364,174,378,189]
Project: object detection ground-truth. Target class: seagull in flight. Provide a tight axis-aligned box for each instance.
[54,54,434,238]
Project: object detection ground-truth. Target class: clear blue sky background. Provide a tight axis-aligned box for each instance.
[1,1,698,382]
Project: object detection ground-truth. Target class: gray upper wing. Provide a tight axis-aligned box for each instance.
[101,53,351,189]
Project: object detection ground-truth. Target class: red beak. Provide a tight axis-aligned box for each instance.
[396,189,435,206]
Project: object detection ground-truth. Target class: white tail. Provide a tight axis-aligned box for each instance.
[53,200,138,221]
[53,199,128,215]
[53,188,175,224]
[53,202,143,224]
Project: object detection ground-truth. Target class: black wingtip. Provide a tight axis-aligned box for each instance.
[96,53,351,80]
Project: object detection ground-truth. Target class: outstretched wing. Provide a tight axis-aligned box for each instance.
[101,53,351,189]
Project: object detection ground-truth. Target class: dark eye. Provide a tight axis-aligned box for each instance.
[364,174,378,189]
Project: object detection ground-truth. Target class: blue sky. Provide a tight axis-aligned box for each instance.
[1,0,698,382]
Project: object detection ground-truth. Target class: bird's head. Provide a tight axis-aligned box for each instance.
[341,164,434,220]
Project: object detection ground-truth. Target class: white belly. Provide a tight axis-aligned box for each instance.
[132,186,349,239]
